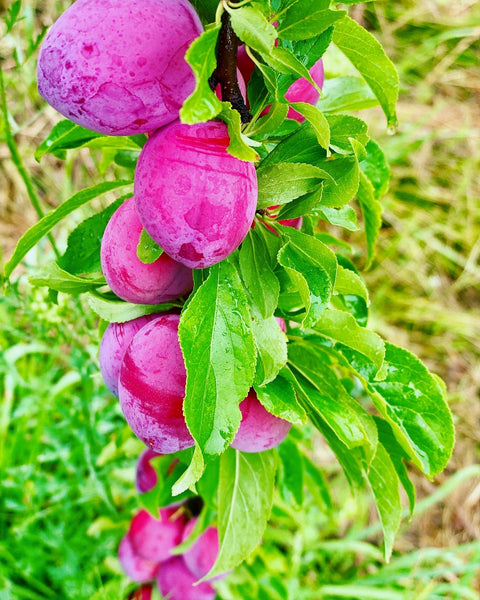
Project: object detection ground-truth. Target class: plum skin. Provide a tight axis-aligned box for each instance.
[136,448,161,494]
[135,121,258,269]
[99,314,159,397]
[100,197,193,305]
[157,556,216,600]
[118,533,158,583]
[118,314,194,454]
[231,389,291,453]
[286,59,325,121]
[37,0,203,135]
[128,508,186,563]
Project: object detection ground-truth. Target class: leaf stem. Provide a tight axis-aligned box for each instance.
[0,63,60,260]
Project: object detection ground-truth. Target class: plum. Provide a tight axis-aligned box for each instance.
[157,556,216,600]
[118,534,158,583]
[181,518,224,581]
[231,389,291,452]
[286,58,325,121]
[37,0,203,135]
[101,197,193,305]
[118,314,194,454]
[267,205,302,232]
[99,314,159,397]
[136,448,161,494]
[128,508,186,563]
[135,121,258,269]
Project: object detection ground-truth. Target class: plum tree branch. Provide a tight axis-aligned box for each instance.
[209,5,252,124]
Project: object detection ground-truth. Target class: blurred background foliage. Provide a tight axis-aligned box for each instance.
[0,0,479,598]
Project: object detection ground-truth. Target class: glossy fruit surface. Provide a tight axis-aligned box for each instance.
[99,314,158,396]
[136,448,161,494]
[37,0,202,135]
[181,518,222,580]
[118,314,194,454]
[135,121,257,269]
[128,508,186,563]
[231,389,291,452]
[101,198,193,305]
[285,58,325,121]
[118,534,158,583]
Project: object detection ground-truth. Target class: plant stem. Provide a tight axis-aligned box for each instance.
[0,62,61,260]
[210,2,252,123]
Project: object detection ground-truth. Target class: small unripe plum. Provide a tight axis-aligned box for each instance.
[135,121,258,269]
[181,518,224,580]
[136,448,161,494]
[129,508,186,563]
[231,389,291,453]
[37,0,203,135]
[157,556,216,600]
[101,198,193,305]
[285,59,324,122]
[99,314,158,397]
[118,314,194,454]
[118,534,158,583]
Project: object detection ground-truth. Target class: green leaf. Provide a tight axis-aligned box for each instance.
[332,15,399,128]
[172,445,205,496]
[58,197,125,275]
[357,170,383,269]
[315,308,385,373]
[317,205,359,231]
[263,47,319,92]
[226,4,277,54]
[189,0,219,23]
[252,316,288,386]
[138,456,193,514]
[360,139,390,200]
[260,121,326,168]
[278,439,304,507]
[254,369,306,425]
[256,162,328,209]
[316,153,360,208]
[4,180,132,279]
[136,228,163,264]
[220,103,259,162]
[180,27,223,124]
[238,229,280,319]
[367,440,402,561]
[375,417,416,516]
[206,448,276,580]
[340,342,455,478]
[303,455,332,511]
[288,342,377,458]
[277,186,324,221]
[327,114,369,154]
[334,264,369,304]
[29,262,105,293]
[179,262,256,456]
[35,120,102,161]
[287,102,330,150]
[316,76,378,114]
[249,101,289,137]
[277,0,345,41]
[290,28,334,69]
[277,228,337,327]
[87,293,176,323]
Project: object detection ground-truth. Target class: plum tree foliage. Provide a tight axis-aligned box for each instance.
[4,0,456,595]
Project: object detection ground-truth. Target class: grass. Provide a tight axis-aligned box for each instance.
[1,0,480,598]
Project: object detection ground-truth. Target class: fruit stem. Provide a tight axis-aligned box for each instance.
[210,3,252,124]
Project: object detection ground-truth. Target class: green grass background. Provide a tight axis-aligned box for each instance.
[1,1,479,598]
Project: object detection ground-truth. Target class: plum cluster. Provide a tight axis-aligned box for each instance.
[120,450,224,600]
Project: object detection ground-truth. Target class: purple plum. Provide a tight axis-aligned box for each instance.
[157,556,216,600]
[37,0,203,135]
[99,314,159,397]
[285,59,325,122]
[128,587,153,600]
[128,508,186,563]
[101,197,193,305]
[135,121,258,269]
[231,389,291,453]
[181,518,224,581]
[118,534,158,583]
[118,314,194,454]
[136,448,161,494]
